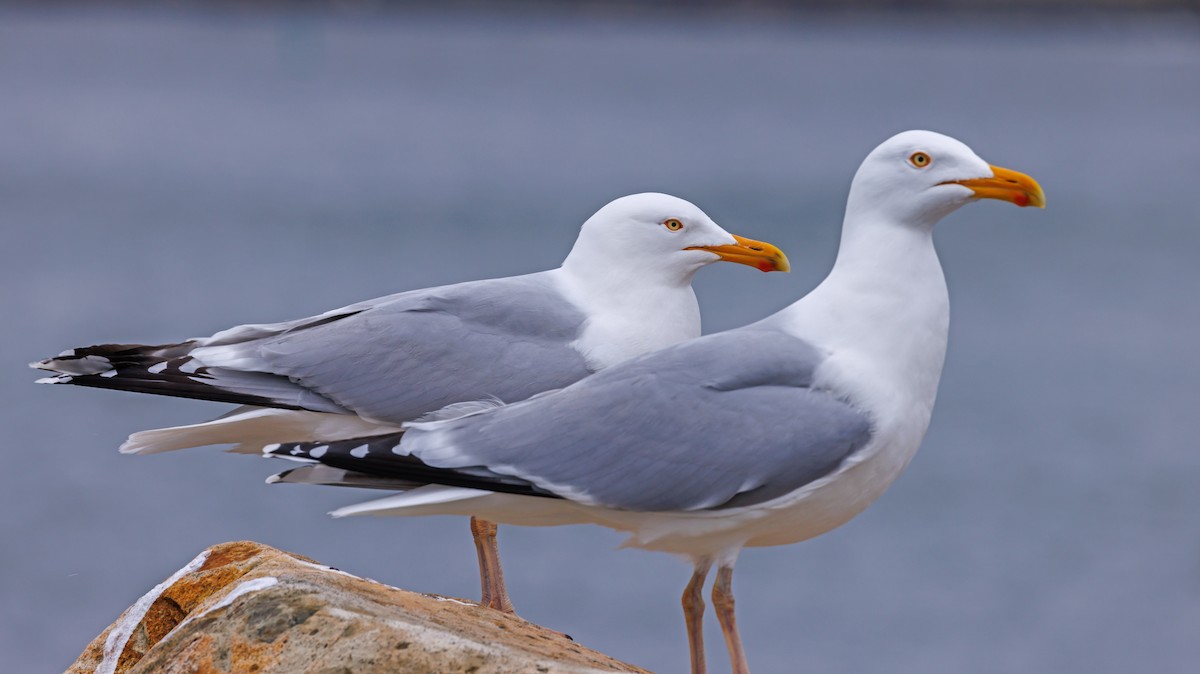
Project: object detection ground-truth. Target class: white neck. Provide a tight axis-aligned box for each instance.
[773,213,950,421]
[554,249,702,370]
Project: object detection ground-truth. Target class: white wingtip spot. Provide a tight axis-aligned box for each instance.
[101,370,119,378]
[265,473,282,484]
[349,445,369,459]
[309,445,328,459]
[148,362,169,374]
[262,443,281,455]
[35,375,72,384]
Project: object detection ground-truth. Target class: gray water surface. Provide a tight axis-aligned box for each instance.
[2,8,1199,673]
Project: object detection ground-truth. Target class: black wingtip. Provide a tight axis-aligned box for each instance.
[264,433,561,500]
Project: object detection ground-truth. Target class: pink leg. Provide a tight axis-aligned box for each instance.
[712,565,750,674]
[682,559,713,674]
[470,516,514,614]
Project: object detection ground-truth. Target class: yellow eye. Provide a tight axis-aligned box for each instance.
[663,218,684,231]
[909,152,932,168]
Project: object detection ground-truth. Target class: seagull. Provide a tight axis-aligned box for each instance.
[254,131,1045,673]
[30,191,790,617]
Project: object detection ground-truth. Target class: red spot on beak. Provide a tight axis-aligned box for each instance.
[1013,193,1029,207]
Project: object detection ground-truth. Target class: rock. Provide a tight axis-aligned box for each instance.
[66,541,648,674]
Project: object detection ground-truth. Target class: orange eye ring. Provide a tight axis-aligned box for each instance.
[663,218,684,231]
[909,152,932,168]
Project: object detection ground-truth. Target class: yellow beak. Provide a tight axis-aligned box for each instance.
[688,234,791,273]
[946,164,1046,208]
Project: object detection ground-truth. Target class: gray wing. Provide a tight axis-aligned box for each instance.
[398,328,874,512]
[243,273,592,422]
[36,272,594,422]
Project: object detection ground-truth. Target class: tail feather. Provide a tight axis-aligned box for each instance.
[267,464,424,490]
[330,486,492,518]
[121,407,402,455]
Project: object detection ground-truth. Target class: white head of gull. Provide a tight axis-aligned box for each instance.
[31,191,788,618]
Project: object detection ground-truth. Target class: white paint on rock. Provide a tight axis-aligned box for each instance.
[428,595,475,606]
[293,558,380,584]
[96,550,211,674]
[170,576,280,635]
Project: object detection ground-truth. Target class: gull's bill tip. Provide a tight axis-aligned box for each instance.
[947,164,1046,209]
[688,234,791,272]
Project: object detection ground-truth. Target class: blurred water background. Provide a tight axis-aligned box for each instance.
[2,4,1199,673]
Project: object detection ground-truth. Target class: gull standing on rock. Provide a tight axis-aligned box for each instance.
[31,192,790,617]
[255,131,1045,673]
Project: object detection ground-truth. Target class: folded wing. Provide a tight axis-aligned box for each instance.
[267,329,875,512]
[34,273,593,425]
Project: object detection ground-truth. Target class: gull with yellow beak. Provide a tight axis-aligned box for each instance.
[31,192,789,617]
[255,131,1044,673]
